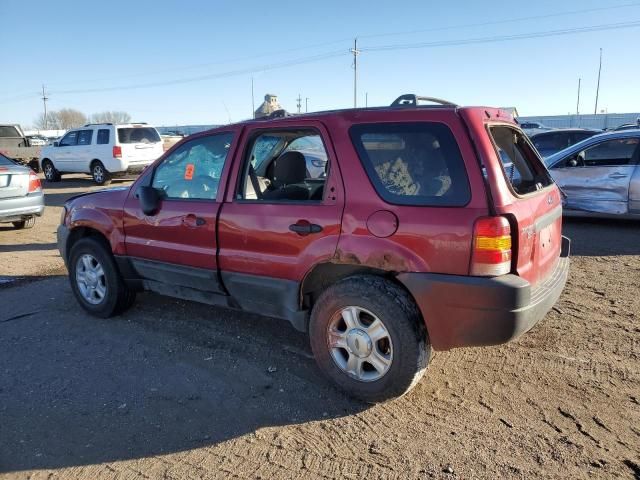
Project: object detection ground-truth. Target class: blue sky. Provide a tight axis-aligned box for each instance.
[1,0,639,127]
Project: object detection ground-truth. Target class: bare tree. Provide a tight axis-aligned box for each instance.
[90,111,131,124]
[55,109,88,130]
[33,111,60,130]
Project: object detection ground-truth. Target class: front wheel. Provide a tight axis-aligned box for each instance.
[309,275,431,403]
[91,161,112,186]
[68,237,135,317]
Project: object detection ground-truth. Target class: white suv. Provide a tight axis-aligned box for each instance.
[39,123,164,185]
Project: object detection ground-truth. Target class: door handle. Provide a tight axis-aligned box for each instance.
[182,214,206,227]
[608,173,628,179]
[289,221,323,235]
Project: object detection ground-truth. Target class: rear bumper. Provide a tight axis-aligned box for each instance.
[0,192,45,223]
[397,236,570,351]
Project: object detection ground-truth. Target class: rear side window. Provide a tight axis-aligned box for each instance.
[117,127,160,144]
[489,126,553,195]
[350,122,471,206]
[97,129,110,144]
[77,130,93,145]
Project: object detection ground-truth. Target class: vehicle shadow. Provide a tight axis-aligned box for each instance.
[0,277,366,473]
[42,177,133,207]
[0,241,57,252]
[563,217,640,256]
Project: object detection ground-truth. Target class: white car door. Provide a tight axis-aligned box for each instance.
[55,131,79,172]
[75,129,94,172]
[551,137,640,215]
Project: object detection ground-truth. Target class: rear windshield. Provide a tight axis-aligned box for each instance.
[117,127,160,144]
[350,122,471,206]
[489,125,554,195]
[0,153,15,165]
[0,126,20,137]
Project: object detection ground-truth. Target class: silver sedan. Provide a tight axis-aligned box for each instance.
[544,130,640,218]
[0,153,45,229]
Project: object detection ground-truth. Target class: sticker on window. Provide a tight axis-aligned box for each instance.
[184,163,195,180]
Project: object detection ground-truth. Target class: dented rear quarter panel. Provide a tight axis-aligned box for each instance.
[328,109,489,275]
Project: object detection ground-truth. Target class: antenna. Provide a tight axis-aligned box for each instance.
[350,38,360,108]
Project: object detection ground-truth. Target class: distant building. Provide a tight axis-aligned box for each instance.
[518,112,640,130]
[255,94,282,118]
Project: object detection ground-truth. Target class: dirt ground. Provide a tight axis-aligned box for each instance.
[0,175,638,479]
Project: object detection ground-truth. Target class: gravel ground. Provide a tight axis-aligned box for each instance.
[0,176,638,479]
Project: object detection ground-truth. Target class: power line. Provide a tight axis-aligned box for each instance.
[357,1,640,40]
[360,20,640,52]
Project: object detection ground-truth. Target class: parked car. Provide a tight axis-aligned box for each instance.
[545,130,640,218]
[26,135,48,147]
[520,121,552,136]
[613,119,640,131]
[530,128,601,158]
[0,152,44,229]
[39,123,164,185]
[57,94,570,402]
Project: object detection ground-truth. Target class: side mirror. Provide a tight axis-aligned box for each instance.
[53,141,59,147]
[136,185,161,216]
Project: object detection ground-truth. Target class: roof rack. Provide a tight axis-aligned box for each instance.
[83,122,113,127]
[390,94,457,108]
[267,109,292,119]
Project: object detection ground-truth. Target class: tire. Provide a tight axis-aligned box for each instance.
[42,159,61,183]
[68,237,136,317]
[12,217,36,229]
[309,275,431,403]
[91,160,112,186]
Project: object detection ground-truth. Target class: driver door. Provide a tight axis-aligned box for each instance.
[551,137,640,214]
[122,131,237,294]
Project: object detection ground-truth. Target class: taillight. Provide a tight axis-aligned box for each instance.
[28,171,42,193]
[113,145,122,158]
[470,216,512,276]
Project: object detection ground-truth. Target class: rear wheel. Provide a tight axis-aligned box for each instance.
[68,237,135,317]
[309,275,430,403]
[91,160,112,186]
[42,159,61,182]
[12,217,36,229]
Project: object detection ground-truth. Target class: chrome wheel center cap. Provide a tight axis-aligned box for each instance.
[346,329,372,358]
[86,271,97,287]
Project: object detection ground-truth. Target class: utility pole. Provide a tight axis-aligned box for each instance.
[594,48,602,114]
[251,76,255,119]
[576,78,581,116]
[41,85,49,130]
[296,93,302,114]
[350,38,360,108]
[365,92,368,108]
[305,97,309,113]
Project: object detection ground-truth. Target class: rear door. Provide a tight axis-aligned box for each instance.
[117,126,163,167]
[549,136,640,215]
[122,130,237,294]
[216,121,344,318]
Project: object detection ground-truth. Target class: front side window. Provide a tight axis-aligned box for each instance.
[152,132,233,200]
[59,131,78,147]
[238,129,329,202]
[489,125,553,195]
[77,130,93,146]
[97,129,110,144]
[579,138,639,166]
[350,122,470,206]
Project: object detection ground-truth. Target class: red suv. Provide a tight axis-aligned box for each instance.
[58,95,570,402]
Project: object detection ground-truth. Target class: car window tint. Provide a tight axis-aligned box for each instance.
[581,138,639,166]
[350,122,471,206]
[152,132,233,200]
[59,131,78,146]
[489,126,553,195]
[77,130,93,146]
[97,129,110,144]
[117,127,160,144]
[533,133,568,151]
